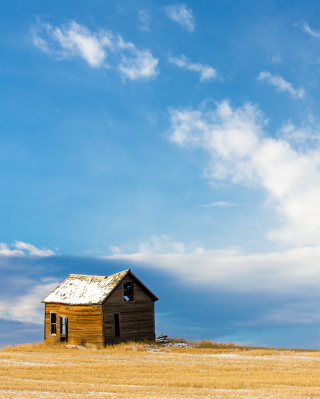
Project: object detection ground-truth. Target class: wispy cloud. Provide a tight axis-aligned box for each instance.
[31,20,158,80]
[301,21,320,39]
[31,20,110,67]
[258,71,305,99]
[271,54,282,63]
[164,4,195,32]
[0,241,55,257]
[110,235,189,255]
[201,201,234,207]
[138,10,151,32]
[169,55,217,81]
[278,121,320,148]
[168,100,320,246]
[117,37,158,80]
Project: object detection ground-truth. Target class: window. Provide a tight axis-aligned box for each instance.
[114,313,120,337]
[60,317,67,335]
[50,313,57,335]
[123,281,134,301]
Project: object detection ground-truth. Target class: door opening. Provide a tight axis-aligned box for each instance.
[114,314,120,337]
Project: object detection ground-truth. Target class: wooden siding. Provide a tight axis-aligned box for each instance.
[102,276,155,344]
[44,303,103,346]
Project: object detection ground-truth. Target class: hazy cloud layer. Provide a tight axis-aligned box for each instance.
[108,239,320,294]
[258,71,305,98]
[105,235,320,347]
[169,55,217,81]
[164,4,195,31]
[0,281,58,323]
[168,100,320,246]
[31,20,158,80]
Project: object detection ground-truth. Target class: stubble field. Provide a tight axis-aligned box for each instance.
[1,341,320,399]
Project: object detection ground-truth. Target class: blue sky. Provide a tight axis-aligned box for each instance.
[2,0,320,348]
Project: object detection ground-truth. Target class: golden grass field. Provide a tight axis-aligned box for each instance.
[1,340,320,399]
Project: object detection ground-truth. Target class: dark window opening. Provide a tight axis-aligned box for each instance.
[60,316,67,335]
[123,281,134,301]
[50,313,57,335]
[114,313,120,337]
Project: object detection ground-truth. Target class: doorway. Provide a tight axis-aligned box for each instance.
[114,313,120,337]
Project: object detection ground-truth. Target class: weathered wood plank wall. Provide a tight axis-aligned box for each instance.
[102,277,155,344]
[45,303,103,346]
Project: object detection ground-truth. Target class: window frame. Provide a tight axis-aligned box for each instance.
[60,316,67,336]
[123,281,134,302]
[50,312,57,335]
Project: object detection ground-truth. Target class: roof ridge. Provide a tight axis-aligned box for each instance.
[68,269,130,279]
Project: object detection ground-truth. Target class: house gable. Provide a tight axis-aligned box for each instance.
[102,273,156,344]
[102,270,159,304]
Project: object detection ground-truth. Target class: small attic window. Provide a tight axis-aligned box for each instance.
[123,281,134,301]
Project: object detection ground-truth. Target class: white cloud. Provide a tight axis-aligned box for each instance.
[31,20,110,67]
[52,21,108,67]
[31,20,158,80]
[117,38,158,80]
[0,241,55,257]
[0,243,24,257]
[14,241,56,257]
[258,71,305,99]
[0,281,58,323]
[164,4,195,32]
[168,100,320,246]
[169,55,217,81]
[301,22,320,39]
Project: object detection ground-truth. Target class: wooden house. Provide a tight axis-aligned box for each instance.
[42,269,158,346]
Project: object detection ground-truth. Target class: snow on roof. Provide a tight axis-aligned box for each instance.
[42,269,130,305]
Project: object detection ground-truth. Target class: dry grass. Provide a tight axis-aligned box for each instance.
[1,341,320,398]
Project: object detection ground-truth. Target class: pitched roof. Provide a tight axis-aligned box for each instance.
[42,269,130,305]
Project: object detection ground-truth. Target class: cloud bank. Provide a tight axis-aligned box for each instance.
[31,20,158,80]
[108,241,320,295]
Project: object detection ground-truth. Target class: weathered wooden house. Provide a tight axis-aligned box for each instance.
[42,269,158,346]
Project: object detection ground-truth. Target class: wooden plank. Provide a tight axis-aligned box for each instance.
[44,304,103,346]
